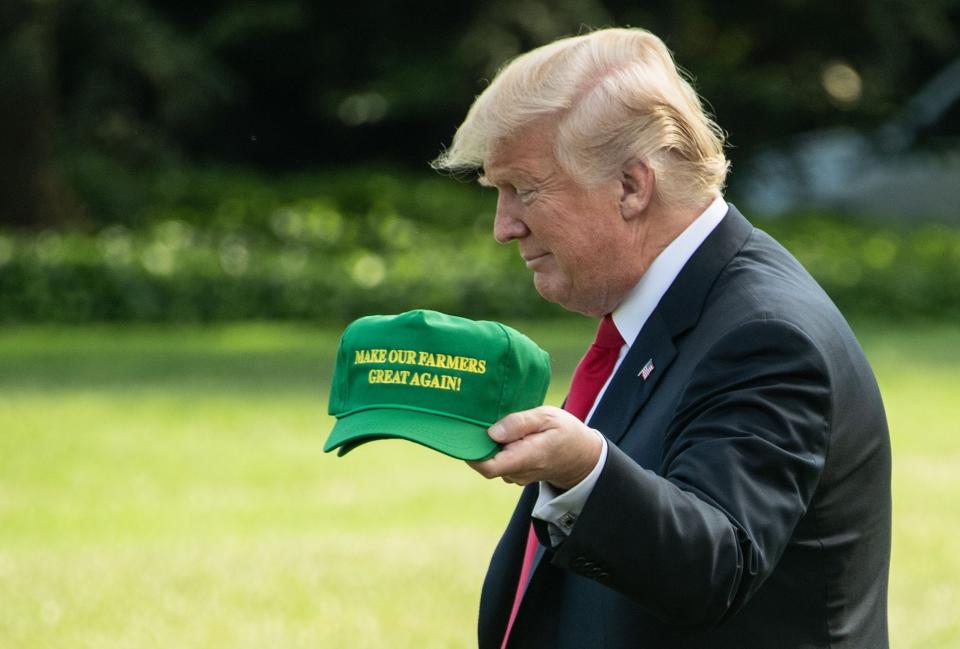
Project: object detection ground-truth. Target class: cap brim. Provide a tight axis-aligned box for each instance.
[323,408,500,461]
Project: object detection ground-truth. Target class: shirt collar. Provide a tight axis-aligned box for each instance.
[612,195,728,346]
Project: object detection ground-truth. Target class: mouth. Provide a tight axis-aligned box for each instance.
[522,251,551,268]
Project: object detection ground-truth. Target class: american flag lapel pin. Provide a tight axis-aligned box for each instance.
[639,358,655,381]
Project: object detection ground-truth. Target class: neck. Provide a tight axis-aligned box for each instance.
[599,198,710,317]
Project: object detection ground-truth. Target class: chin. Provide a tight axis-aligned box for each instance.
[533,273,563,303]
[533,274,582,314]
[533,273,607,317]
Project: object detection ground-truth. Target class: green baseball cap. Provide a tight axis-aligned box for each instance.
[324,309,551,461]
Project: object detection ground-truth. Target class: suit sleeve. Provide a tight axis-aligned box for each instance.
[550,318,832,627]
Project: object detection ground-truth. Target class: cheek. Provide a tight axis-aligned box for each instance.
[538,192,621,273]
[563,219,624,282]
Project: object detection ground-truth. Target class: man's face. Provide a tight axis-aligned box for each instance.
[481,119,638,317]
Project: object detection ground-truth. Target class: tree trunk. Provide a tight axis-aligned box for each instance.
[0,0,83,230]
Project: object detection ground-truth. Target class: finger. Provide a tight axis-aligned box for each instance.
[467,449,530,479]
[488,406,553,445]
[474,435,546,481]
[466,458,499,479]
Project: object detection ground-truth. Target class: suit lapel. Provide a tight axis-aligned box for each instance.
[588,311,676,444]
[588,204,754,443]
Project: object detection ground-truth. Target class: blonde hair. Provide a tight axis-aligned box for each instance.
[432,27,729,208]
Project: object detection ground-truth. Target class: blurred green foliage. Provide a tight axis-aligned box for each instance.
[1,164,958,323]
[3,0,959,324]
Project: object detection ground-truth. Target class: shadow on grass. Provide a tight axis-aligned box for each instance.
[3,318,958,396]
[0,318,597,398]
[0,324,340,396]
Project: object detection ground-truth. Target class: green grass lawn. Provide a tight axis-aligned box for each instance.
[0,319,957,648]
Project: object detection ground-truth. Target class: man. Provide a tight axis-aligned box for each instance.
[432,27,890,649]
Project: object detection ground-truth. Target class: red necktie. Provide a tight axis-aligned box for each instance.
[500,314,624,648]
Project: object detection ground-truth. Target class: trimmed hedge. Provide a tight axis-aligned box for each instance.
[0,226,559,322]
[2,166,959,323]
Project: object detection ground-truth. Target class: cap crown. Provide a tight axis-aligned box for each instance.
[329,310,550,426]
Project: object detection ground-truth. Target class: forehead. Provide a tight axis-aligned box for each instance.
[482,119,559,185]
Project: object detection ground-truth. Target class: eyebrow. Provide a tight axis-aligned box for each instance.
[478,167,540,187]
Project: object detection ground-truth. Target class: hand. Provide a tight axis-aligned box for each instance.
[467,406,603,490]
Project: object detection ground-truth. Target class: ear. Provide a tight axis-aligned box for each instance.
[618,158,654,221]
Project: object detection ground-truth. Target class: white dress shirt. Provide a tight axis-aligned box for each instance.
[532,194,729,546]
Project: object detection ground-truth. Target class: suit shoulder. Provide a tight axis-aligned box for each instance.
[706,229,850,337]
[694,227,880,406]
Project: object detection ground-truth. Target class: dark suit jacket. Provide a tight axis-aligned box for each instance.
[479,205,891,649]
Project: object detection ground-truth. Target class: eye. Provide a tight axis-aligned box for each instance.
[515,187,536,204]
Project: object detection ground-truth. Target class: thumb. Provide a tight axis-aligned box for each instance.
[488,408,548,444]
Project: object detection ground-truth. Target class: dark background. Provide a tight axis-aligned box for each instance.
[1,0,959,322]
[4,0,959,227]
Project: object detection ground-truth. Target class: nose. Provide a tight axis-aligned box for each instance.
[493,193,530,244]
